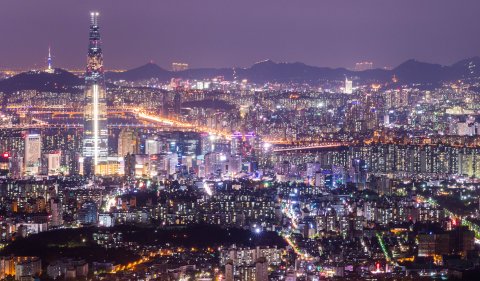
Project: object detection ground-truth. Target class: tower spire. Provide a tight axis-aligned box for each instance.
[46,46,53,73]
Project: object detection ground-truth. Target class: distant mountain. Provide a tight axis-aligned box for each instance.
[5,57,480,93]
[390,59,448,84]
[450,56,480,79]
[0,69,82,93]
[176,67,233,81]
[106,62,171,81]
[236,60,350,83]
[106,58,480,86]
[105,63,233,82]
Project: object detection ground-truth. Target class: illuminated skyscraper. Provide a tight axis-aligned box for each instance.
[83,12,108,173]
[344,78,353,94]
[118,129,139,157]
[25,133,42,175]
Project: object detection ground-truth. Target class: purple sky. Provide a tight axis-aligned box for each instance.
[1,0,480,70]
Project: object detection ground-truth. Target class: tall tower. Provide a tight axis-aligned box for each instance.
[82,12,108,174]
[46,47,54,73]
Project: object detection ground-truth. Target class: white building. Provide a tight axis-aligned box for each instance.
[457,122,475,136]
[344,78,353,94]
[145,138,161,155]
[168,153,178,175]
[98,213,115,227]
[25,133,41,175]
[47,152,61,175]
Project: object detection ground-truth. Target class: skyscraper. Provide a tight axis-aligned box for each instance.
[344,78,353,94]
[82,12,108,174]
[25,133,42,175]
[145,137,161,155]
[118,129,139,157]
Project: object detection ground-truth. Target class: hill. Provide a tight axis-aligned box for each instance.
[0,69,82,93]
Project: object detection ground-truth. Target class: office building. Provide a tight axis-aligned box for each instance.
[344,78,353,94]
[118,129,139,157]
[25,133,41,175]
[145,137,161,155]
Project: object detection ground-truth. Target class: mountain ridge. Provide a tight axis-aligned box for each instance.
[105,57,480,85]
[3,57,480,92]
[0,69,82,93]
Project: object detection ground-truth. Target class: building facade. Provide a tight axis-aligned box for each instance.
[82,12,108,174]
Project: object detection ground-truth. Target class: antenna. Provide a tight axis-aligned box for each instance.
[90,11,99,26]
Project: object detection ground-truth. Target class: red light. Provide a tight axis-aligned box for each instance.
[2,152,9,158]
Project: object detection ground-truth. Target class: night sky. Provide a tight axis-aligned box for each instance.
[1,0,480,70]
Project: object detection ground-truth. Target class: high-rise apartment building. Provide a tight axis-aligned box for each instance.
[255,257,268,281]
[225,260,234,281]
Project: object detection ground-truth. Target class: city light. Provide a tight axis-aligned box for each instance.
[1,3,480,281]
[93,83,99,166]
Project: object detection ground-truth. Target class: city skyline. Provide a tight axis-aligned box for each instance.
[1,0,480,69]
[2,2,480,280]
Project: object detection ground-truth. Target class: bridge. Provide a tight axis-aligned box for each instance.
[272,142,348,152]
[1,106,290,142]
[0,107,233,137]
[0,123,204,130]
